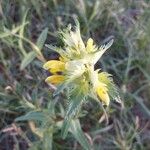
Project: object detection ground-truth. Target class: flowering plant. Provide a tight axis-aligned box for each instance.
[43,20,120,138]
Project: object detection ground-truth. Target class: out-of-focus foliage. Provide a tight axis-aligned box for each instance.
[0,0,150,149]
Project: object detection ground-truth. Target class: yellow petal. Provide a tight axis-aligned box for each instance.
[43,60,65,72]
[59,56,68,62]
[45,75,65,85]
[96,86,110,106]
[49,68,60,74]
[86,38,94,52]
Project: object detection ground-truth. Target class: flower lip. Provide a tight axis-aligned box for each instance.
[45,75,65,85]
[43,60,65,72]
[96,85,110,106]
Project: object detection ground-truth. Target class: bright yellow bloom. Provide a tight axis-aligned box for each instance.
[96,85,110,106]
[43,21,118,107]
[43,59,86,85]
[86,38,94,53]
[89,68,110,106]
[43,60,65,72]
[49,68,61,74]
[43,60,66,85]
[45,75,65,85]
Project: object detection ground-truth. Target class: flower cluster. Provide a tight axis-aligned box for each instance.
[43,21,119,106]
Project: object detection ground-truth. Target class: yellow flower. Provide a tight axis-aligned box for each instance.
[43,21,119,107]
[43,57,87,85]
[43,60,65,72]
[45,75,65,85]
[89,68,110,106]
[96,84,110,106]
[43,60,66,85]
[86,38,94,53]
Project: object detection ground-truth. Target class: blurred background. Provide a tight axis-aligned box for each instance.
[0,0,150,149]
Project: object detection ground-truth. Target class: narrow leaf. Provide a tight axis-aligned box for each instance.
[61,118,71,139]
[19,9,29,56]
[20,51,36,70]
[15,111,46,122]
[36,28,48,50]
[53,82,67,96]
[45,44,62,54]
[70,119,91,150]
[61,86,85,138]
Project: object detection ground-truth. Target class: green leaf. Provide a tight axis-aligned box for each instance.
[53,82,67,96]
[61,86,85,138]
[61,118,71,139]
[70,119,91,150]
[66,90,84,117]
[45,44,62,54]
[0,23,28,39]
[18,9,29,56]
[20,51,36,70]
[43,127,53,150]
[15,111,46,122]
[36,28,48,50]
[130,94,150,118]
